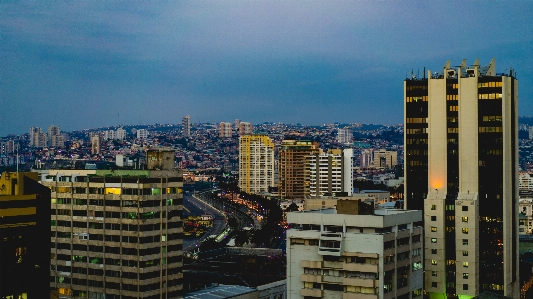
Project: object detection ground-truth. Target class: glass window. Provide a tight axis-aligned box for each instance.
[431,238,437,243]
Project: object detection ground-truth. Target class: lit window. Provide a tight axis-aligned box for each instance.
[463,251,468,256]
[431,260,437,265]
[431,227,437,232]
[431,238,437,243]
[463,273,469,279]
[462,217,468,222]
[432,271,437,277]
[463,262,469,267]
[462,228,468,234]
[431,205,436,210]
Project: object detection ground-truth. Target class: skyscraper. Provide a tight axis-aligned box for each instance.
[238,135,275,194]
[404,58,518,298]
[182,115,190,137]
[278,140,320,199]
[336,128,353,144]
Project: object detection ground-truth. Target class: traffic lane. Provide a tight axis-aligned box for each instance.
[182,194,226,251]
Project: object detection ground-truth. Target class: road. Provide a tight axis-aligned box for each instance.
[182,193,226,252]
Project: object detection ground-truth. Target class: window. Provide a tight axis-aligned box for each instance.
[462,206,468,211]
[462,228,468,234]
[431,260,437,265]
[431,249,437,254]
[463,284,468,290]
[432,271,437,277]
[431,238,437,243]
[462,216,468,222]
[431,216,436,221]
[463,251,468,256]
[463,262,469,267]
[432,282,437,288]
[431,205,436,210]
[463,273,469,279]
[431,227,437,232]
[463,239,468,245]
[412,262,422,271]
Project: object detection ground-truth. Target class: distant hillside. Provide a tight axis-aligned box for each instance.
[519,116,533,126]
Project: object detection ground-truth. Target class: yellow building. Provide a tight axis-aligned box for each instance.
[238,135,274,194]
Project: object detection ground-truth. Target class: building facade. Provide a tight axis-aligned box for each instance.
[219,122,233,138]
[30,126,47,148]
[239,122,253,136]
[404,58,519,297]
[238,135,275,194]
[182,115,190,137]
[137,129,149,139]
[337,128,353,144]
[286,201,423,299]
[309,149,354,197]
[43,169,184,299]
[0,172,51,299]
[373,150,397,169]
[278,140,320,200]
[91,135,101,155]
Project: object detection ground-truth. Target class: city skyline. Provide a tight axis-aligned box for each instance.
[1,2,532,137]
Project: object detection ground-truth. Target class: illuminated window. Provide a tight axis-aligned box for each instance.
[462,217,468,222]
[463,273,469,279]
[463,262,469,267]
[431,205,436,210]
[462,228,468,234]
[105,188,121,195]
[432,271,437,277]
[431,260,437,265]
[463,251,468,256]
[431,238,437,243]
[431,227,437,232]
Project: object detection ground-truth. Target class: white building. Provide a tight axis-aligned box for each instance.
[116,127,126,140]
[337,128,353,144]
[520,172,533,192]
[286,201,423,299]
[137,129,149,139]
[182,115,191,137]
[309,149,353,197]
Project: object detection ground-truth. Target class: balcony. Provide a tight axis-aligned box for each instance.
[343,292,378,299]
[301,274,322,283]
[343,263,378,273]
[343,277,379,288]
[300,288,322,297]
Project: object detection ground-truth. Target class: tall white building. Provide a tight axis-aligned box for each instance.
[116,127,126,141]
[137,129,149,139]
[309,149,353,197]
[238,135,275,194]
[29,127,47,148]
[286,201,423,299]
[219,122,233,138]
[337,128,353,144]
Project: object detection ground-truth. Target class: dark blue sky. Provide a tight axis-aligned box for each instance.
[1,1,532,136]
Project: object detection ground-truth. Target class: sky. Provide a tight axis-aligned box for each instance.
[1,1,532,137]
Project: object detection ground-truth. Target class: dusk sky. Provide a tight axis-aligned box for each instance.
[1,1,532,137]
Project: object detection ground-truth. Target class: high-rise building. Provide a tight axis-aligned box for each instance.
[309,149,353,197]
[137,129,149,139]
[0,140,14,154]
[116,127,126,141]
[48,125,61,146]
[337,128,353,144]
[529,126,533,140]
[404,58,519,297]
[238,122,253,136]
[286,200,423,299]
[29,126,47,148]
[238,135,275,194]
[91,135,101,155]
[43,169,184,299]
[234,119,241,131]
[278,140,320,199]
[219,122,233,138]
[50,134,65,148]
[0,172,51,298]
[182,115,191,137]
[359,149,374,168]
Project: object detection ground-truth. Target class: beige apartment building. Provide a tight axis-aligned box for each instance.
[278,140,320,200]
[286,200,423,299]
[238,135,275,194]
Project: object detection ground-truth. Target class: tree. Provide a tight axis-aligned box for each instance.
[285,202,299,212]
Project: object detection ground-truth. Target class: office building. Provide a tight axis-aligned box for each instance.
[404,58,519,297]
[278,140,320,200]
[219,122,233,138]
[137,129,149,139]
[373,149,398,169]
[239,122,253,136]
[43,169,184,299]
[182,115,191,137]
[146,149,175,170]
[309,149,353,197]
[0,172,51,298]
[337,128,353,144]
[286,200,423,299]
[91,135,101,155]
[238,135,275,194]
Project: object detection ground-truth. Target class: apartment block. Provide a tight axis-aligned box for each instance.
[286,200,423,299]
[278,140,320,200]
[43,169,184,299]
[219,122,233,138]
[182,115,191,137]
[238,135,275,194]
[309,149,353,197]
[337,128,353,144]
[239,122,253,136]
